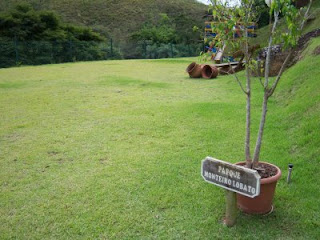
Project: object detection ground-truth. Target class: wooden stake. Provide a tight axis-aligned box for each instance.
[224,190,237,227]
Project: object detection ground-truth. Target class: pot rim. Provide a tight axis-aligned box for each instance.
[186,62,197,73]
[235,161,282,185]
[201,65,213,78]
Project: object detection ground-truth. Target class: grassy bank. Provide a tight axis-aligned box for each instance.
[252,1,320,48]
[0,37,319,239]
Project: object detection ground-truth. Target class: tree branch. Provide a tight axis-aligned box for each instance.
[235,74,248,95]
[264,10,279,89]
[299,0,313,31]
[267,50,293,98]
[228,61,248,95]
[256,60,264,88]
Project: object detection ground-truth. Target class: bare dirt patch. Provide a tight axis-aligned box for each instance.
[313,45,320,55]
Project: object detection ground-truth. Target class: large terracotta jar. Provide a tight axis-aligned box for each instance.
[186,62,202,78]
[201,65,219,79]
[236,162,282,214]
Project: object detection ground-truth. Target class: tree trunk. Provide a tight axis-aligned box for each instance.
[252,93,269,167]
[245,90,251,167]
[244,35,252,168]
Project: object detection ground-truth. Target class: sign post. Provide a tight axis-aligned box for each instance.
[224,190,237,226]
[201,157,261,226]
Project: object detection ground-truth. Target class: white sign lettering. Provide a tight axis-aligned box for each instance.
[201,157,260,198]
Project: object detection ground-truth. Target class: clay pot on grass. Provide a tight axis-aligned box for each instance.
[201,65,219,79]
[186,62,202,78]
[235,161,282,214]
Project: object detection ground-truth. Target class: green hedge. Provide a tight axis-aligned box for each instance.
[0,39,202,68]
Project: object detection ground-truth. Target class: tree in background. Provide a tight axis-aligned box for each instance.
[129,13,202,59]
[131,13,178,44]
[255,0,270,27]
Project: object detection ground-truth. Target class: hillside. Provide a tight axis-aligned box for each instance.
[0,0,206,43]
[252,1,320,48]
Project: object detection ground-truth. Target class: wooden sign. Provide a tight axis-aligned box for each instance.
[201,157,260,198]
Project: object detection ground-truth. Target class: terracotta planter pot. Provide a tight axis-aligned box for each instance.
[235,161,282,214]
[201,65,219,79]
[186,62,202,78]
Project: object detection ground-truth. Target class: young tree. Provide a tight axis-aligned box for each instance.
[208,0,313,169]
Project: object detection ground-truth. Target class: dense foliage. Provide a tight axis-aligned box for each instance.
[128,13,203,59]
[0,3,104,41]
[254,0,270,27]
[131,14,178,44]
[0,3,115,67]
[0,0,206,60]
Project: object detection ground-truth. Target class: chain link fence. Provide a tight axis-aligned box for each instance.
[0,38,203,68]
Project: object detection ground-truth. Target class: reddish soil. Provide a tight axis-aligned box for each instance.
[255,162,278,179]
[255,28,320,77]
[289,28,320,66]
[297,28,320,47]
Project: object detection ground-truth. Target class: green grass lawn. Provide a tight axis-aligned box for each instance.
[0,38,319,239]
